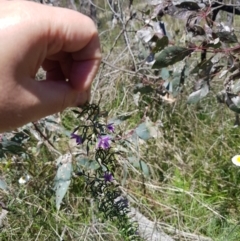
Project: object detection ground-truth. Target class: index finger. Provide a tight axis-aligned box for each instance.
[43,5,102,90]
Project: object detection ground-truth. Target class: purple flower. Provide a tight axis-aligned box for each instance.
[71,133,83,145]
[103,172,113,182]
[107,123,114,133]
[97,135,111,149]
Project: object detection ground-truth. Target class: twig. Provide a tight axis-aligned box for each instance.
[32,122,61,156]
[91,27,125,101]
[101,59,160,79]
[106,0,137,69]
[88,0,105,11]
[117,0,137,71]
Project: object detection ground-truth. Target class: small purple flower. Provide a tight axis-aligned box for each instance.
[71,133,83,145]
[97,135,111,149]
[103,172,113,182]
[107,123,115,133]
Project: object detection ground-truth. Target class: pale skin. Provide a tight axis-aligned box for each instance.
[0,0,102,132]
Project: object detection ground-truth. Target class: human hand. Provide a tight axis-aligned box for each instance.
[0,1,101,132]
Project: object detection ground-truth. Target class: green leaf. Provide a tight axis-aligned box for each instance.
[55,179,71,210]
[1,136,25,155]
[153,36,169,53]
[152,46,192,68]
[109,114,132,125]
[135,118,160,140]
[176,1,200,10]
[128,157,150,177]
[187,83,209,104]
[171,68,184,97]
[137,27,154,43]
[10,132,29,144]
[139,160,150,177]
[233,80,240,93]
[231,96,240,108]
[164,62,185,97]
[144,9,151,15]
[133,83,154,94]
[138,41,149,60]
[54,154,72,210]
[190,57,213,76]
[206,41,221,49]
[160,68,170,80]
[0,179,7,191]
[217,31,238,43]
[76,157,100,170]
[136,123,151,140]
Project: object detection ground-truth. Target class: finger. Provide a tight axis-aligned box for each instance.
[27,79,89,110]
[37,3,102,90]
[42,59,67,81]
[0,79,89,131]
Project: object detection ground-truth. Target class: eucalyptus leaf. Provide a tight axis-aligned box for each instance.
[109,114,132,125]
[161,68,170,80]
[153,36,169,53]
[136,123,151,140]
[219,69,228,79]
[133,83,154,94]
[168,7,193,20]
[231,96,240,108]
[187,83,209,104]
[146,53,155,64]
[233,80,240,93]
[55,180,71,210]
[206,41,221,49]
[0,179,7,191]
[152,46,192,68]
[126,131,139,148]
[171,72,182,97]
[190,57,213,77]
[191,87,208,103]
[128,156,137,163]
[217,31,238,43]
[175,1,200,10]
[54,154,72,210]
[136,27,154,43]
[10,132,29,144]
[128,157,150,177]
[1,136,24,155]
[76,157,100,170]
[140,160,150,177]
[138,41,149,60]
[226,93,240,114]
[136,118,160,140]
